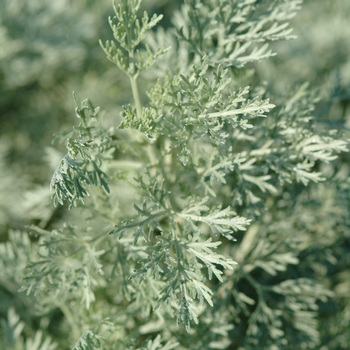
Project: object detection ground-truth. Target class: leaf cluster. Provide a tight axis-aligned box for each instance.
[50,93,112,208]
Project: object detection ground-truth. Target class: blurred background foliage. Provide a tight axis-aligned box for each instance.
[0,0,349,348]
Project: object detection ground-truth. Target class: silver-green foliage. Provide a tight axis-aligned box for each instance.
[2,0,350,349]
[0,308,57,350]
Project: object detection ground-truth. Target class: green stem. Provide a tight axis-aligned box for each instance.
[158,138,181,212]
[59,302,81,341]
[129,75,142,119]
[128,68,180,212]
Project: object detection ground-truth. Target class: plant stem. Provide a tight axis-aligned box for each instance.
[129,75,142,119]
[59,302,81,341]
[128,71,179,211]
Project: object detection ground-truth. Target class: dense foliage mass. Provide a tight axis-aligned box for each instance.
[1,0,350,349]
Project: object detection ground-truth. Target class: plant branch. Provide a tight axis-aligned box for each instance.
[129,75,142,119]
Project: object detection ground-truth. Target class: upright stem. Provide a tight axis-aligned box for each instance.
[128,69,180,211]
[130,75,142,118]
[59,302,81,341]
[128,72,158,171]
